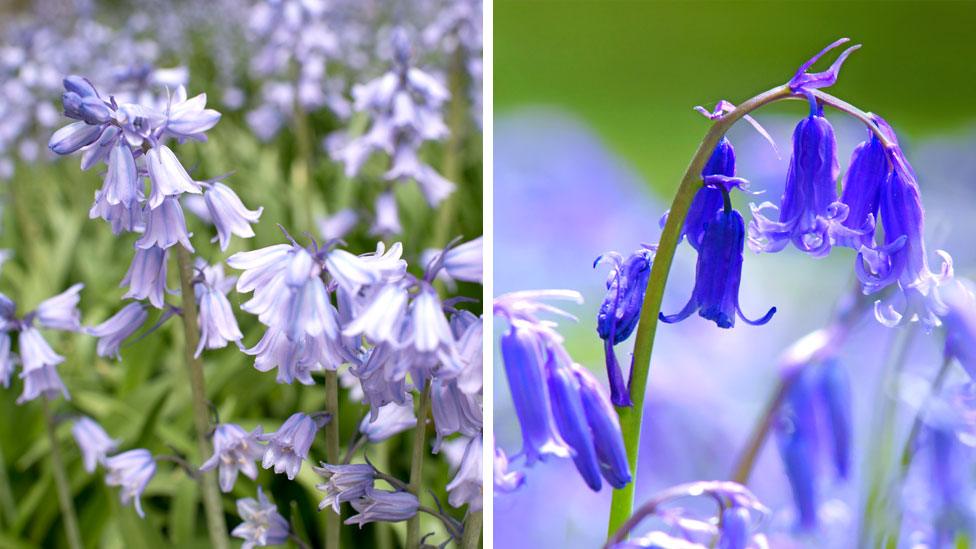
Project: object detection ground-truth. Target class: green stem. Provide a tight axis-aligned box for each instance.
[405,382,431,548]
[43,400,82,549]
[291,99,318,229]
[0,439,16,529]
[430,46,468,250]
[324,370,341,549]
[175,246,229,549]
[461,509,482,549]
[606,84,896,538]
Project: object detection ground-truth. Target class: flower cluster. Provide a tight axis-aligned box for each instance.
[494,290,631,492]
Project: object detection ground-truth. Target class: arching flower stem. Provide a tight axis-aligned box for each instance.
[606,83,897,538]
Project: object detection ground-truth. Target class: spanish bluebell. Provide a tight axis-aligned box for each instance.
[71,416,119,473]
[345,486,419,527]
[200,423,266,493]
[17,364,69,404]
[446,435,482,510]
[121,246,169,308]
[260,412,322,480]
[359,399,415,442]
[661,208,776,328]
[313,463,376,513]
[231,487,291,549]
[104,448,157,518]
[202,182,263,251]
[86,302,148,360]
[594,246,654,406]
[136,197,195,252]
[430,377,481,452]
[193,260,243,357]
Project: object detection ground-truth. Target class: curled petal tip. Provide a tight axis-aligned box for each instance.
[790,39,861,92]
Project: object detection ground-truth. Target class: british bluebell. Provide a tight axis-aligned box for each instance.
[260,412,323,480]
[71,416,119,473]
[104,448,157,518]
[446,435,482,510]
[193,260,243,357]
[200,423,266,493]
[345,486,419,527]
[313,463,376,513]
[231,487,291,549]
[86,302,148,360]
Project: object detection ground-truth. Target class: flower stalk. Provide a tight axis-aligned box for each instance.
[406,381,431,547]
[324,370,341,549]
[175,246,230,549]
[461,509,483,549]
[606,84,897,537]
[44,400,82,549]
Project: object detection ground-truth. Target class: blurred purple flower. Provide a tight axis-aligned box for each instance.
[232,487,290,549]
[71,416,119,473]
[86,302,148,360]
[345,486,419,527]
[104,449,156,518]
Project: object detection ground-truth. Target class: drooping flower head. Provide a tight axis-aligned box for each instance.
[446,435,483,510]
[661,202,775,329]
[313,462,376,514]
[835,121,889,249]
[345,486,420,527]
[200,423,266,493]
[86,302,148,360]
[104,449,157,518]
[193,260,244,357]
[260,412,324,480]
[71,416,120,473]
[231,487,291,549]
[594,246,654,406]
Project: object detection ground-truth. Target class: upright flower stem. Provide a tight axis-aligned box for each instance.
[461,509,482,549]
[43,400,82,549]
[605,85,896,538]
[174,246,230,549]
[406,381,431,547]
[323,370,341,549]
[0,443,16,530]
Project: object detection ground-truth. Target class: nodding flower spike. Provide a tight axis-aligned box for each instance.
[661,209,776,329]
[595,247,654,406]
[788,38,861,93]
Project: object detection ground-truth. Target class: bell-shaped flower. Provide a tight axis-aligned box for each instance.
[145,144,201,209]
[18,327,64,373]
[136,197,195,251]
[835,124,888,249]
[345,486,419,527]
[100,139,139,208]
[430,378,481,452]
[669,137,736,251]
[17,364,69,404]
[104,449,157,518]
[595,247,654,406]
[314,463,376,513]
[202,182,262,251]
[260,412,322,480]
[34,283,84,331]
[200,423,266,493]
[87,302,148,360]
[572,363,631,489]
[48,122,104,155]
[231,487,290,549]
[194,261,243,357]
[121,246,169,308]
[748,102,859,257]
[446,435,482,510]
[662,208,776,329]
[71,417,119,473]
[163,88,221,142]
[370,191,402,235]
[359,398,415,442]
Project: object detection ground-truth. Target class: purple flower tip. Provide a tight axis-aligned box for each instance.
[789,38,861,93]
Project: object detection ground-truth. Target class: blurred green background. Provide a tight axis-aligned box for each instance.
[496,0,976,196]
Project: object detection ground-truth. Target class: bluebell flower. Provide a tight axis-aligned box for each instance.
[748,101,862,258]
[594,246,654,406]
[145,144,202,209]
[430,378,482,451]
[545,352,603,490]
[86,302,148,360]
[775,359,852,530]
[834,123,888,249]
[497,319,569,464]
[49,122,104,155]
[34,283,84,331]
[121,246,169,308]
[100,139,139,210]
[370,191,402,236]
[313,463,376,513]
[18,327,64,373]
[17,364,69,404]
[664,137,736,251]
[71,416,119,473]
[359,399,415,442]
[0,334,13,388]
[104,449,157,518]
[260,412,322,480]
[200,423,266,493]
[161,87,221,142]
[787,38,861,94]
[345,486,419,527]
[661,208,776,328]
[452,311,483,395]
[232,487,291,549]
[856,118,953,329]
[572,362,631,489]
[342,282,409,346]
[317,209,359,241]
[202,182,262,251]
[446,435,483,510]
[493,445,525,495]
[136,197,195,252]
[940,280,976,378]
[439,236,483,284]
[408,285,461,375]
[194,261,243,357]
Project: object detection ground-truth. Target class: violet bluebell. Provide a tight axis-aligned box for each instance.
[855,117,953,329]
[775,359,852,530]
[260,412,323,480]
[231,487,291,549]
[834,122,888,249]
[86,302,148,360]
[313,463,376,513]
[121,246,169,309]
[545,352,603,490]
[202,181,263,251]
[200,423,266,493]
[34,283,84,331]
[345,486,419,527]
[748,100,859,258]
[661,206,776,329]
[446,434,482,510]
[193,260,243,357]
[430,377,482,452]
[71,416,119,473]
[594,246,654,406]
[136,197,195,252]
[572,362,631,489]
[17,364,70,405]
[787,38,861,94]
[104,448,157,518]
[940,280,976,378]
[665,137,736,251]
